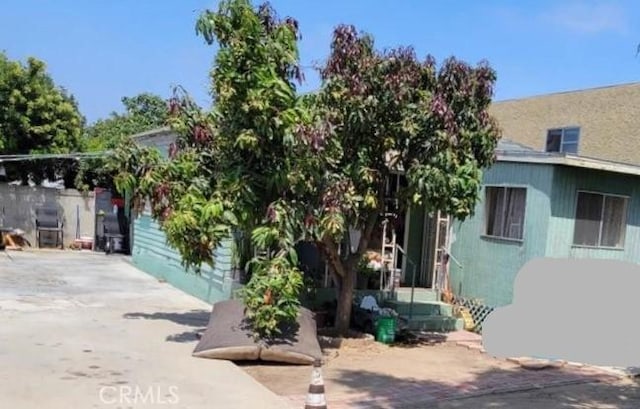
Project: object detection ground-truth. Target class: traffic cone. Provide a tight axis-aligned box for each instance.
[304,359,327,409]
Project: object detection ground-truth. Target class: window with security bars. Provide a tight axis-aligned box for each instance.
[484,186,527,240]
[573,191,628,248]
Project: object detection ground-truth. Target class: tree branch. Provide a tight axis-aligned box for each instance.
[319,236,346,278]
[345,181,385,272]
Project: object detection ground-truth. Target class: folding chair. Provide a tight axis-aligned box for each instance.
[35,207,64,249]
[103,213,125,254]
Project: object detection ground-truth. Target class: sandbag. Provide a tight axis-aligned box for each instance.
[192,299,261,361]
[192,299,323,365]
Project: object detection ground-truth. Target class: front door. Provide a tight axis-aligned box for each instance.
[418,211,451,288]
[431,212,451,290]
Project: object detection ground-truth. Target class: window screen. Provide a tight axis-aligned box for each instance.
[485,186,527,240]
[573,191,628,248]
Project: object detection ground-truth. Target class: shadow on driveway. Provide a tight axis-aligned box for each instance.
[123,310,210,343]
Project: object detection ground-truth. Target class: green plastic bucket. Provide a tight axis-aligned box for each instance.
[375,316,396,344]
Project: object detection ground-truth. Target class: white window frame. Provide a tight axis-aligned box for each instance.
[572,190,629,249]
[483,185,527,242]
[546,127,580,154]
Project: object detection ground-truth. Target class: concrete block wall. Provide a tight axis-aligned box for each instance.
[0,184,95,248]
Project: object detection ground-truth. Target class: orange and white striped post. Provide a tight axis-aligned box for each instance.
[304,359,327,409]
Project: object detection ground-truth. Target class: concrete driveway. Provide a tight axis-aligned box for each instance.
[0,251,292,409]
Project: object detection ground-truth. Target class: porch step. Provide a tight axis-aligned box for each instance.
[393,288,439,303]
[384,300,453,317]
[401,315,464,332]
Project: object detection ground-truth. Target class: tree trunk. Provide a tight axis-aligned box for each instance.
[335,268,355,335]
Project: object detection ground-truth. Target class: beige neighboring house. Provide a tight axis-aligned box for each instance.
[489,82,640,165]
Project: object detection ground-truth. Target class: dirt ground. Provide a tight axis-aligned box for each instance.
[242,335,640,408]
[243,338,516,397]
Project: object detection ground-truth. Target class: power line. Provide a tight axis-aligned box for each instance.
[0,151,111,163]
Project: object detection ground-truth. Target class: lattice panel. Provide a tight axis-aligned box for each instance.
[452,296,495,333]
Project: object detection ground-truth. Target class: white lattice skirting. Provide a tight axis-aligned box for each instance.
[451,295,495,333]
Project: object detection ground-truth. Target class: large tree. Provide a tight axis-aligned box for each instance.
[116,0,501,336]
[304,27,502,333]
[84,93,169,152]
[0,52,84,183]
[76,93,169,191]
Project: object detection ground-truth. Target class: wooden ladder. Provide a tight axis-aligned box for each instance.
[380,214,398,291]
[432,211,451,293]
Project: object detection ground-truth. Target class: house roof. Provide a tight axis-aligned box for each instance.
[495,139,536,153]
[128,129,640,178]
[496,140,640,177]
[129,126,173,140]
[492,81,640,105]
[386,138,640,178]
[489,82,640,165]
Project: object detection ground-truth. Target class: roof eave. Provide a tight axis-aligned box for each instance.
[496,152,640,177]
[129,126,173,140]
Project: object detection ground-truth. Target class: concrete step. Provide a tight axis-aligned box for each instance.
[393,288,439,303]
[401,315,464,332]
[384,300,453,317]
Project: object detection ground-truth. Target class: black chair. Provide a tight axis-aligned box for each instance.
[103,213,125,254]
[35,207,63,249]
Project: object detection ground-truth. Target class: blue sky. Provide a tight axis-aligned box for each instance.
[2,0,639,123]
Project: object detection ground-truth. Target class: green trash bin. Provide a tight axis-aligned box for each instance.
[375,316,396,344]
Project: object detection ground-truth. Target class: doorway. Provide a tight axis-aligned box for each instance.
[418,211,451,289]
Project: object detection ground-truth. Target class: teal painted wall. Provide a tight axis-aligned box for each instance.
[449,162,554,307]
[132,214,236,304]
[545,167,640,262]
[449,162,640,308]
[131,130,237,304]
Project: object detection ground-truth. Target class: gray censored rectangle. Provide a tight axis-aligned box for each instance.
[482,258,640,368]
